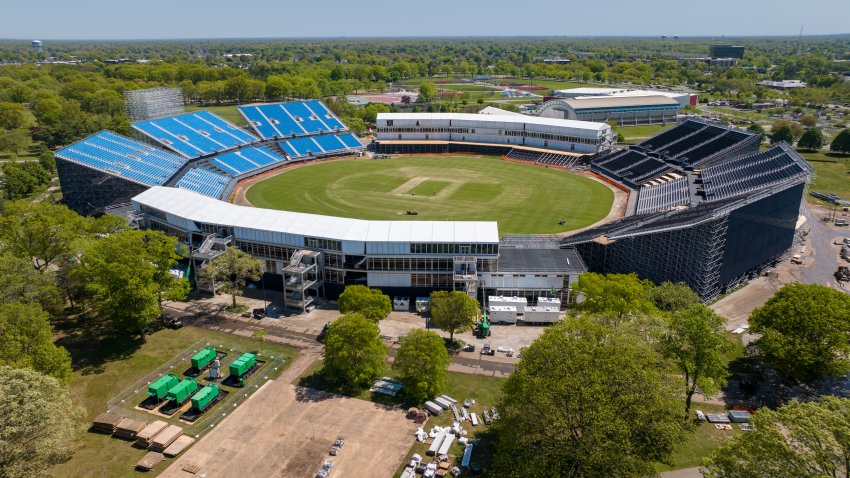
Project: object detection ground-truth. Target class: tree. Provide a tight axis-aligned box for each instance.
[252,329,268,354]
[0,252,63,315]
[490,317,684,476]
[660,305,734,417]
[199,246,263,308]
[573,272,658,321]
[0,302,72,384]
[704,396,850,478]
[797,127,824,150]
[798,113,817,127]
[0,201,88,273]
[429,290,479,343]
[0,366,83,478]
[747,123,765,136]
[418,82,437,103]
[38,150,56,174]
[322,313,387,389]
[337,285,391,321]
[0,101,28,130]
[393,329,451,402]
[652,281,701,313]
[749,283,850,383]
[770,125,794,145]
[830,128,850,154]
[77,230,188,341]
[0,129,31,155]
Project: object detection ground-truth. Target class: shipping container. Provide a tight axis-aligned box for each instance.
[147,373,180,400]
[229,352,257,377]
[190,384,219,411]
[165,378,198,403]
[191,346,217,370]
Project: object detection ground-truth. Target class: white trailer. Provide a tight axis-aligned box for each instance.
[488,305,518,324]
[427,428,448,456]
[437,432,456,455]
[523,306,561,324]
[488,295,527,313]
[536,297,561,308]
[393,296,410,311]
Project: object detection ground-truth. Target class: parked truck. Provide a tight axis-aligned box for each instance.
[147,373,180,400]
[165,377,198,404]
[190,384,219,411]
[191,346,217,371]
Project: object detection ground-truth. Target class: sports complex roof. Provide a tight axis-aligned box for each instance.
[557,95,680,110]
[132,186,500,244]
[377,112,610,133]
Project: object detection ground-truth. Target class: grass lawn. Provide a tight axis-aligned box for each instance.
[799,150,850,201]
[246,155,614,234]
[617,124,673,143]
[184,104,247,126]
[50,325,298,478]
[655,402,742,472]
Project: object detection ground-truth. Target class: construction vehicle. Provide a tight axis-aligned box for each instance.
[475,314,491,338]
[147,373,179,400]
[790,254,803,264]
[836,266,850,282]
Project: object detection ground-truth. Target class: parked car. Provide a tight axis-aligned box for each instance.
[316,459,334,478]
[252,308,265,319]
[481,344,495,356]
[161,315,183,329]
[462,343,475,352]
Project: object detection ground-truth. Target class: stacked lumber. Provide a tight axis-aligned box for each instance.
[163,435,196,457]
[136,451,164,471]
[92,412,123,434]
[149,424,183,452]
[114,418,147,440]
[135,420,168,448]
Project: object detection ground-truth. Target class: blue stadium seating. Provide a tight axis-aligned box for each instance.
[55,131,187,186]
[238,101,348,140]
[175,167,230,198]
[337,132,363,148]
[132,111,258,158]
[279,132,363,159]
[209,146,285,176]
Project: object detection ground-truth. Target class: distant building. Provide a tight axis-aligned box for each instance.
[537,87,698,125]
[756,79,807,90]
[709,45,744,59]
[536,57,571,64]
[683,57,738,68]
[31,40,42,53]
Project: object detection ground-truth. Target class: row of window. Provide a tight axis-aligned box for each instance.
[410,243,498,255]
[236,240,297,261]
[502,129,602,145]
[411,273,454,288]
[305,236,342,252]
[147,219,188,242]
[368,257,453,272]
[139,205,166,221]
[378,127,473,134]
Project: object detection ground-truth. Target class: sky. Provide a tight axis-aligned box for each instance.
[2,0,849,40]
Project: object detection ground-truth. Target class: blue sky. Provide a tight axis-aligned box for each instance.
[3,0,848,40]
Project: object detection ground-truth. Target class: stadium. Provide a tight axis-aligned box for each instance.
[55,90,811,308]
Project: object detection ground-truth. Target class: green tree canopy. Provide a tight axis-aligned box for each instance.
[0,200,87,273]
[0,101,28,130]
[574,272,659,321]
[704,396,850,478]
[77,230,188,340]
[337,285,392,321]
[0,366,83,478]
[749,283,850,383]
[0,252,63,314]
[796,127,824,150]
[429,290,479,343]
[661,305,734,416]
[770,125,794,145]
[652,281,702,313]
[830,128,850,154]
[418,82,437,103]
[0,302,72,384]
[393,329,451,402]
[490,317,684,476]
[322,313,387,390]
[199,246,263,308]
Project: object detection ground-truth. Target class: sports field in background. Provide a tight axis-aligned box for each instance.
[245,155,614,235]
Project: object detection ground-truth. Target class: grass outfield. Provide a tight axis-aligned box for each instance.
[246,155,614,234]
[185,104,246,126]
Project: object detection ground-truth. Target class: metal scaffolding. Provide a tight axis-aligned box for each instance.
[124,87,185,122]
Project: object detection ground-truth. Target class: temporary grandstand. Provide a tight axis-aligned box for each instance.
[562,121,812,300]
[124,87,185,122]
[56,100,364,215]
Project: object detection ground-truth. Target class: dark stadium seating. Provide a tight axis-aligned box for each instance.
[175,166,231,198]
[635,176,691,215]
[238,101,347,140]
[132,111,258,158]
[504,148,582,168]
[700,145,811,201]
[55,131,187,186]
[209,146,285,176]
[640,120,703,150]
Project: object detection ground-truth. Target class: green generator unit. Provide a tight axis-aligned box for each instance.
[147,373,180,400]
[165,377,198,403]
[228,353,257,378]
[191,346,217,370]
[190,384,219,411]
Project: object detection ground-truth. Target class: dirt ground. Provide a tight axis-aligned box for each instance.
[158,351,417,478]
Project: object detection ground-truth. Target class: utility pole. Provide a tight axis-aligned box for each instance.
[797,25,804,53]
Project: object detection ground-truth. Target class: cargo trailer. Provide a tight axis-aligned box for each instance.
[488,295,527,313]
[488,305,518,324]
[165,378,198,404]
[147,373,180,400]
[536,297,561,308]
[190,384,219,411]
[522,306,560,324]
[191,347,217,371]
